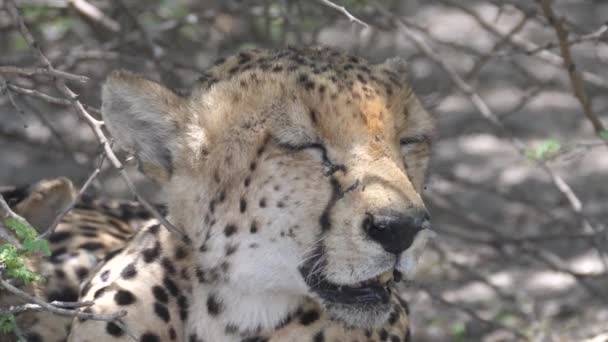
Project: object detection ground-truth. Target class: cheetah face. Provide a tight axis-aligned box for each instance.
[101,48,436,329]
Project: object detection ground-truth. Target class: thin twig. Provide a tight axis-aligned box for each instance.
[0,195,24,247]
[317,0,368,28]
[0,275,136,340]
[378,7,608,271]
[39,154,104,239]
[68,0,121,32]
[0,65,89,83]
[1,77,29,128]
[6,82,102,116]
[538,0,607,138]
[0,300,93,314]
[5,0,187,241]
[437,0,608,90]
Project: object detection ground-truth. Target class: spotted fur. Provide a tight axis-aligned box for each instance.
[0,178,153,341]
[6,46,436,342]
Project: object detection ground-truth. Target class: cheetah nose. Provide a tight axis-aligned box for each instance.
[362,208,431,255]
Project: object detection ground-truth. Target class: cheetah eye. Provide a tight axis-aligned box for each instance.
[280,142,345,176]
[400,136,430,153]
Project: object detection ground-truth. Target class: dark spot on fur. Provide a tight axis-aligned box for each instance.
[388,308,399,325]
[313,331,325,342]
[380,329,389,340]
[169,327,177,340]
[152,285,169,303]
[106,321,124,337]
[178,294,189,321]
[162,257,177,275]
[174,246,188,260]
[309,109,318,124]
[250,221,258,234]
[181,267,190,280]
[114,290,136,305]
[80,281,92,297]
[164,276,180,297]
[121,263,137,279]
[390,335,401,342]
[225,323,238,334]
[195,267,206,283]
[49,247,67,263]
[224,224,238,237]
[100,269,110,281]
[299,310,320,325]
[207,294,222,316]
[48,287,78,303]
[240,197,247,213]
[93,286,109,299]
[74,266,89,281]
[244,176,251,187]
[54,269,66,279]
[140,332,161,342]
[189,334,202,342]
[143,241,161,263]
[225,243,238,256]
[78,241,105,251]
[259,198,266,208]
[48,231,72,243]
[154,302,171,322]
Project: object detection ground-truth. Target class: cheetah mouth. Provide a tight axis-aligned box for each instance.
[308,270,402,305]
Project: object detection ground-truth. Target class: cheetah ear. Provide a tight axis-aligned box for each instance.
[9,178,76,233]
[102,71,186,183]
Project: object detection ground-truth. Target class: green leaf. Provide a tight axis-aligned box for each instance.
[23,239,51,256]
[526,139,561,161]
[450,321,466,342]
[4,218,37,241]
[0,314,16,334]
[600,130,608,141]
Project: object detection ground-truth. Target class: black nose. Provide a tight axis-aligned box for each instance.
[363,209,430,255]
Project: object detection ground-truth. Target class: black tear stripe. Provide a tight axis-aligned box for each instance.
[319,177,341,232]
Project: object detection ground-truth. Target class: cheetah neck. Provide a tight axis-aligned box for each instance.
[186,284,304,340]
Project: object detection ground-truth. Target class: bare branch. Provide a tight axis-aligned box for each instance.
[0,195,24,247]
[67,0,121,33]
[6,82,102,116]
[5,0,188,241]
[0,275,136,340]
[375,6,608,270]
[0,65,89,83]
[317,0,369,28]
[39,155,103,239]
[538,0,607,137]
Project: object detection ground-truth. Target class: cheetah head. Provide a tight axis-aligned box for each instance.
[101,47,435,330]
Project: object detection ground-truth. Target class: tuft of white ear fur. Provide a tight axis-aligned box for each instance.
[102,71,185,182]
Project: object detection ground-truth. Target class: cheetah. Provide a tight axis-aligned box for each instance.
[0,178,153,341]
[37,46,436,341]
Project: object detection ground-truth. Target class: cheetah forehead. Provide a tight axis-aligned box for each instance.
[187,47,431,149]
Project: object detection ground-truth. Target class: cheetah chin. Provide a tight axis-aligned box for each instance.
[302,228,435,328]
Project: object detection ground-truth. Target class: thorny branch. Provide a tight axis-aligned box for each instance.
[0,272,136,341]
[317,0,368,28]
[374,6,608,272]
[4,0,187,241]
[538,0,607,138]
[39,152,105,239]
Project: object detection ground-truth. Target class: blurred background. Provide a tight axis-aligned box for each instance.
[1,0,607,340]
